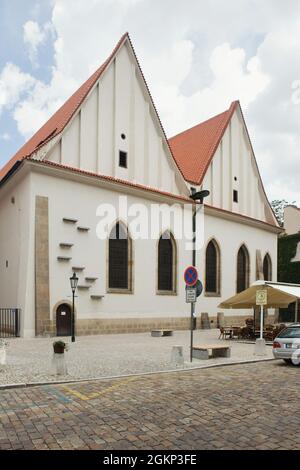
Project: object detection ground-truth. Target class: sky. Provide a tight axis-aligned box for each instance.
[0,0,300,204]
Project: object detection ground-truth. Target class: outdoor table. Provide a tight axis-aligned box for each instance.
[230,326,242,339]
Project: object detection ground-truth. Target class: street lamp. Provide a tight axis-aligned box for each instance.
[190,189,210,336]
[190,189,210,265]
[70,272,78,342]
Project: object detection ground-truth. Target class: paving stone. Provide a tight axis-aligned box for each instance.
[0,361,299,450]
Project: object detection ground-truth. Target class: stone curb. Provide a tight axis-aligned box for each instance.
[0,357,276,391]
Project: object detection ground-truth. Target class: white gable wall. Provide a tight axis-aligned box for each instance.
[46,41,184,196]
[201,109,270,223]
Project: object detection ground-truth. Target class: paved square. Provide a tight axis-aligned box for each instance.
[0,329,273,385]
[0,361,299,450]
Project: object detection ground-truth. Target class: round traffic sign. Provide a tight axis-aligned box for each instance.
[195,280,203,297]
[184,266,198,287]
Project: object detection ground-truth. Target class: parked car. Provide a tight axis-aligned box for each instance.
[273,323,300,365]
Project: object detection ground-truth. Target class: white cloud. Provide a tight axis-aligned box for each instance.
[23,20,52,67]
[1,0,300,204]
[152,42,270,136]
[0,63,36,114]
[13,69,78,139]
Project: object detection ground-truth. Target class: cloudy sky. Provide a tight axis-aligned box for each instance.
[0,0,299,203]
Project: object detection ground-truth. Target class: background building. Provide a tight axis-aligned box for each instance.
[277,206,300,322]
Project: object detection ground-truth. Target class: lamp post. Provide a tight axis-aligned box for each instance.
[189,189,210,360]
[70,272,78,342]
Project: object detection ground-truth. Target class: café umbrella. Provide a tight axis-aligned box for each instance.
[218,280,300,340]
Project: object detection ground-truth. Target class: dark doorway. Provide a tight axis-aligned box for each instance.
[56,303,72,336]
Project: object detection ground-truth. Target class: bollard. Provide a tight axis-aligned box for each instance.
[171,346,184,367]
[0,347,6,366]
[254,338,266,356]
[52,353,68,375]
[201,312,211,329]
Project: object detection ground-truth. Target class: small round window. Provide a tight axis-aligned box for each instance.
[121,133,126,140]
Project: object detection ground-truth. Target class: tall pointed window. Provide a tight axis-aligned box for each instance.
[263,253,272,281]
[108,222,132,291]
[237,245,250,293]
[205,239,220,295]
[158,232,176,293]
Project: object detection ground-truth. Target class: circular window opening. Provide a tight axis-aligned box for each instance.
[121,133,126,140]
[234,176,237,181]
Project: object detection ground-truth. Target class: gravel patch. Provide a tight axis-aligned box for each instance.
[0,329,274,385]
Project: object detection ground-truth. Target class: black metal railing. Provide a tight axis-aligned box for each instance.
[0,309,21,338]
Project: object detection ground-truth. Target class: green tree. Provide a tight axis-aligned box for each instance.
[271,199,296,227]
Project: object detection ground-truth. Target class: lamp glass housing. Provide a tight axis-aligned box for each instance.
[70,272,79,291]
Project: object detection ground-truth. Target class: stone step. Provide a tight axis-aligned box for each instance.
[59,243,73,248]
[85,277,98,282]
[57,256,72,262]
[63,217,77,224]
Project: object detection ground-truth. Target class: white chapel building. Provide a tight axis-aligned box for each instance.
[0,33,281,338]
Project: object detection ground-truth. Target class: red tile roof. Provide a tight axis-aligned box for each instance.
[168,101,238,184]
[0,33,129,182]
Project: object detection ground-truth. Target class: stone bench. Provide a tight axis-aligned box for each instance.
[151,329,174,337]
[192,344,231,360]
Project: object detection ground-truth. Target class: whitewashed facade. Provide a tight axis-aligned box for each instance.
[0,34,281,337]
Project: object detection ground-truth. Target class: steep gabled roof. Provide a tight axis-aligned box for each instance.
[168,101,238,185]
[169,101,278,227]
[0,33,129,182]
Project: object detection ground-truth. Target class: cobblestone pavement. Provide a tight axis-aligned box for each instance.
[0,361,299,450]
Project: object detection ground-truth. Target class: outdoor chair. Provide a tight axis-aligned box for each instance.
[218,327,232,340]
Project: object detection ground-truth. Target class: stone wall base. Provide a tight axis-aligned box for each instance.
[34,313,276,337]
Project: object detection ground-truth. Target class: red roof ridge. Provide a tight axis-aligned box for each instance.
[169,101,239,185]
[169,101,238,142]
[199,101,238,182]
[0,32,129,182]
[125,35,186,182]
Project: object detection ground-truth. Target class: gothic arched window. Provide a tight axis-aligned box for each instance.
[237,245,250,293]
[205,239,220,295]
[263,253,272,281]
[108,222,132,291]
[158,232,176,293]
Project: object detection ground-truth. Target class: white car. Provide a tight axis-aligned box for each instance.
[273,323,300,365]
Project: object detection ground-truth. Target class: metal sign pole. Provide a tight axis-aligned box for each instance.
[190,302,194,362]
[260,304,263,340]
[255,289,267,356]
[185,267,201,363]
